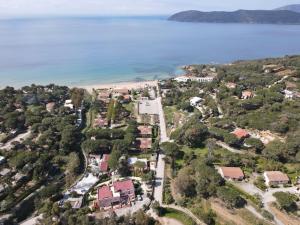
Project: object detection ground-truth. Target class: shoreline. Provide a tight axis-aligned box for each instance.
[76,80,158,92]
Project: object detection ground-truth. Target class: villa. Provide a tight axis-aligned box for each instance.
[190,97,202,107]
[241,90,254,99]
[138,125,152,137]
[232,128,250,139]
[136,138,152,151]
[264,171,290,186]
[97,179,135,210]
[218,167,244,181]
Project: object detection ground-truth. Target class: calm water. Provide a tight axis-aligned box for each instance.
[0,16,300,87]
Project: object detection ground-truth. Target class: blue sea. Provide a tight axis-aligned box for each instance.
[0,16,300,88]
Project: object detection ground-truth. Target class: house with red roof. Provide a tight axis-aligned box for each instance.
[136,138,152,151]
[232,128,250,139]
[218,167,245,181]
[138,125,152,137]
[264,171,290,187]
[241,90,254,99]
[97,179,135,210]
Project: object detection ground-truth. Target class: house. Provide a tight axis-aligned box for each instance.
[98,90,111,102]
[88,154,109,174]
[94,116,108,128]
[241,90,254,99]
[174,76,190,83]
[191,76,215,83]
[190,97,202,107]
[232,128,250,139]
[263,64,280,73]
[113,88,130,96]
[138,125,152,137]
[127,157,148,171]
[137,138,152,151]
[283,89,294,99]
[218,167,244,181]
[64,100,74,109]
[12,173,27,186]
[67,197,83,209]
[97,179,135,210]
[0,168,11,177]
[99,154,110,173]
[0,155,5,165]
[149,154,157,171]
[225,82,237,89]
[46,102,55,112]
[264,171,290,187]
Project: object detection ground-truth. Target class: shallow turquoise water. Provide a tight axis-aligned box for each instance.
[0,16,300,87]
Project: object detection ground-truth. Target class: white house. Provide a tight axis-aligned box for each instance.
[174,76,190,83]
[0,156,5,165]
[190,97,202,107]
[64,99,74,109]
[191,76,215,83]
[283,89,294,99]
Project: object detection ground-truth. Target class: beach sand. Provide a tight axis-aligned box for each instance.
[78,80,158,92]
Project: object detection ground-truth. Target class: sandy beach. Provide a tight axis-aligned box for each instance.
[78,80,158,92]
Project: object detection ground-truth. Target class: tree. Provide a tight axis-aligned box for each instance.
[60,125,78,154]
[244,138,264,153]
[217,186,246,208]
[70,88,85,109]
[161,142,181,169]
[263,140,285,162]
[273,192,298,212]
[151,201,163,216]
[108,146,122,171]
[173,167,196,197]
[183,124,208,147]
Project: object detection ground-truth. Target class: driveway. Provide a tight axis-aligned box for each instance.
[1,130,31,150]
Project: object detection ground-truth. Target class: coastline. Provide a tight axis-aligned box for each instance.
[77,80,158,92]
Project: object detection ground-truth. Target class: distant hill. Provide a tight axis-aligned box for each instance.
[275,4,300,13]
[168,9,300,24]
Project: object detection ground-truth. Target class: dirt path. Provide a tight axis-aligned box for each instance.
[211,200,248,225]
[159,217,184,225]
[269,204,299,225]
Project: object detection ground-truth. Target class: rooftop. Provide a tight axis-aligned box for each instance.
[98,185,113,200]
[138,125,152,135]
[264,171,289,182]
[138,99,159,115]
[232,128,249,139]
[137,138,152,149]
[113,179,134,192]
[220,167,244,179]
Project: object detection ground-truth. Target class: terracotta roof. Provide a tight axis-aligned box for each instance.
[225,82,237,89]
[98,185,113,200]
[232,128,249,139]
[102,154,109,162]
[46,102,55,111]
[114,88,129,95]
[137,138,152,149]
[113,179,134,192]
[220,167,244,179]
[265,171,289,182]
[138,126,152,135]
[99,161,108,172]
[242,90,253,98]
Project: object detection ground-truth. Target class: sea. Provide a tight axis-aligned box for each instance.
[0,16,300,88]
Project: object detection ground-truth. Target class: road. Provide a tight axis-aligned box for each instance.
[1,130,31,150]
[153,96,169,204]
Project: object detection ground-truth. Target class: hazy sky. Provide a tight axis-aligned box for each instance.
[0,0,299,16]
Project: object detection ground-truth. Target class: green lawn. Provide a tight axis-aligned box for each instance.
[162,208,197,225]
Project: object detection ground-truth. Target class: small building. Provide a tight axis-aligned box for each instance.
[98,90,111,102]
[64,99,74,109]
[46,102,55,112]
[67,197,83,209]
[174,76,190,83]
[0,168,11,177]
[225,82,237,89]
[127,157,148,171]
[191,76,215,83]
[94,116,108,128]
[138,125,152,137]
[264,171,290,187]
[241,91,254,99]
[190,97,202,107]
[232,128,250,139]
[149,154,157,171]
[283,89,294,99]
[113,88,130,96]
[137,138,152,151]
[0,155,5,165]
[218,167,244,181]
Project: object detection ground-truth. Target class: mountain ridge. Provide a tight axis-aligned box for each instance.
[168,9,300,24]
[275,4,300,13]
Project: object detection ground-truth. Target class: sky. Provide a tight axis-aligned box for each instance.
[0,0,299,17]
